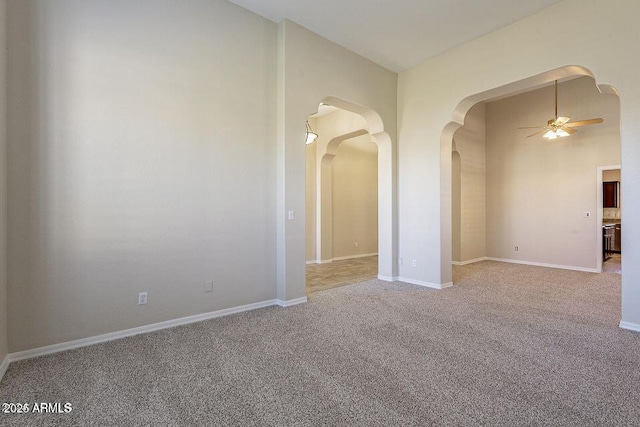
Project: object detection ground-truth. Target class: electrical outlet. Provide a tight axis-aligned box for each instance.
[514,246,519,252]
[412,259,417,267]
[583,211,591,218]
[138,292,148,305]
[204,280,214,293]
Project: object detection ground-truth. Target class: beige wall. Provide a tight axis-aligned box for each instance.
[452,102,486,263]
[485,77,620,269]
[398,0,640,325]
[0,0,7,362]
[7,0,277,352]
[331,135,378,258]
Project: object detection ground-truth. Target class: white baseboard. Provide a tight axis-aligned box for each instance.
[452,257,488,266]
[8,298,284,363]
[619,321,640,333]
[378,275,398,282]
[276,297,307,307]
[332,253,378,261]
[485,257,598,273]
[0,354,9,383]
[397,277,453,290]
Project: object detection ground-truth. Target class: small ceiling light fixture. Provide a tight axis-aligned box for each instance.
[305,121,318,145]
[543,126,570,140]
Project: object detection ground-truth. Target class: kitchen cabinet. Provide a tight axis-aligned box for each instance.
[603,181,619,208]
[615,224,622,253]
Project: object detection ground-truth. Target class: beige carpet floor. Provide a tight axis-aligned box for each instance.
[0,261,638,426]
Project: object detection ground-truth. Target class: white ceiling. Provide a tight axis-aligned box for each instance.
[227,0,564,72]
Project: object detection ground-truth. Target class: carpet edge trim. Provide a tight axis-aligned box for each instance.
[7,299,280,363]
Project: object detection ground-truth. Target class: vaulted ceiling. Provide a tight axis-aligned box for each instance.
[227,0,564,72]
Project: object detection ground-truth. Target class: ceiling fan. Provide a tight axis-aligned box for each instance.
[519,80,603,139]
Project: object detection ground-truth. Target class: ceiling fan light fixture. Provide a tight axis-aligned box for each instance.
[543,128,570,139]
[520,80,603,140]
[305,131,318,145]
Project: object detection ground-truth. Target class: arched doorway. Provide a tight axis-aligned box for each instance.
[305,97,395,294]
[442,66,620,286]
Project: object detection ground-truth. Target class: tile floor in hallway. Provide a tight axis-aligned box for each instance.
[306,256,378,295]
[603,253,622,274]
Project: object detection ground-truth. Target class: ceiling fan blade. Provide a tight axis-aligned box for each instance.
[565,118,604,127]
[561,126,577,135]
[518,126,545,129]
[555,116,571,126]
[526,129,548,138]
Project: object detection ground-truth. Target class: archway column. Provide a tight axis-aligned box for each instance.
[373,132,396,281]
[317,152,333,263]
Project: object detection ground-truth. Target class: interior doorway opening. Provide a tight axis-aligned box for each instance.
[305,105,379,295]
[599,166,622,274]
[445,68,621,286]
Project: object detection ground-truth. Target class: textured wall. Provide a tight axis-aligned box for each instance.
[7,0,277,352]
